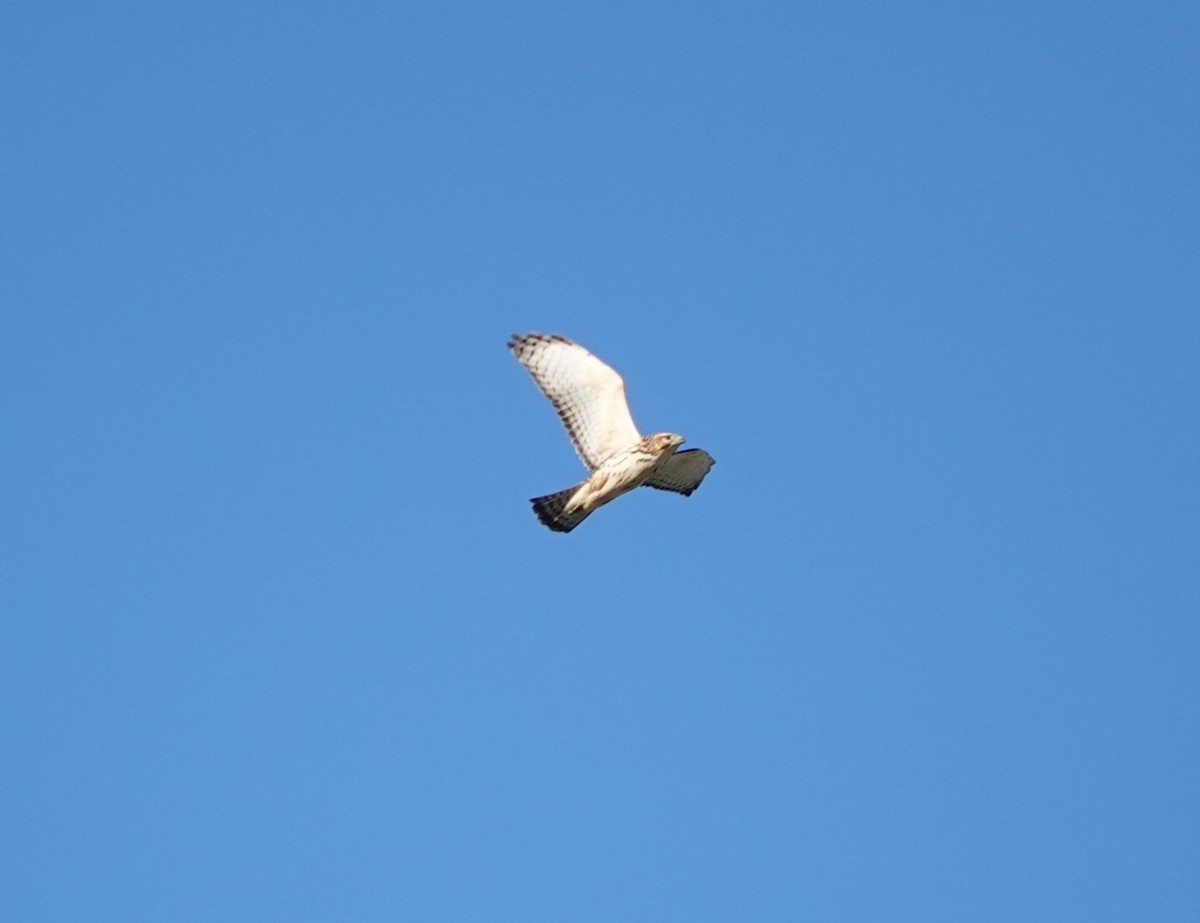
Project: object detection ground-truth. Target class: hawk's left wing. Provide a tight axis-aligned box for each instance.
[643,448,716,496]
[508,333,642,470]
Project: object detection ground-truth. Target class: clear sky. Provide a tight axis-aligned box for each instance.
[3,1,1197,919]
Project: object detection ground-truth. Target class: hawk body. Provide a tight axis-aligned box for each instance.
[508,333,715,532]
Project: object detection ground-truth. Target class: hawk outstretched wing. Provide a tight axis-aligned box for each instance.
[643,448,716,495]
[507,333,642,470]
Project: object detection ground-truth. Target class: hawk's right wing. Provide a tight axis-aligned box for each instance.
[508,333,642,470]
[643,448,716,496]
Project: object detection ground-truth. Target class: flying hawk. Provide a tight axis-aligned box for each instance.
[508,333,715,532]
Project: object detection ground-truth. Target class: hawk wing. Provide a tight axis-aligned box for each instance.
[508,333,642,470]
[643,448,716,496]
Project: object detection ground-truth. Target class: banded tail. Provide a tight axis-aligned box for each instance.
[530,483,592,533]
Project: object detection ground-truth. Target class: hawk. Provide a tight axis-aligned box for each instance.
[508,333,715,532]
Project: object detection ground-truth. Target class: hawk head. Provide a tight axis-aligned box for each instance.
[649,432,686,453]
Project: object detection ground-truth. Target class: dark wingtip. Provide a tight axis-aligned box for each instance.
[508,332,574,349]
[508,332,546,354]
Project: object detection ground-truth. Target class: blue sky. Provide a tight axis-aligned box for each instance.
[3,1,1197,919]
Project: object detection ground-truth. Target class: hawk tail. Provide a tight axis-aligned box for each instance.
[531,484,592,533]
